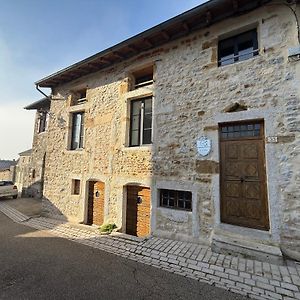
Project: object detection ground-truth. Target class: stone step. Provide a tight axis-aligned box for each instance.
[211,234,284,265]
[110,232,146,244]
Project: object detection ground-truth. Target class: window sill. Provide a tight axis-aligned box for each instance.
[68,103,86,112]
[122,145,153,151]
[125,85,153,100]
[218,53,260,69]
[159,206,192,213]
[37,131,47,135]
[65,148,85,154]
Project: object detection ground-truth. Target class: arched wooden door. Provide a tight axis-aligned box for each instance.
[126,186,151,237]
[87,181,105,226]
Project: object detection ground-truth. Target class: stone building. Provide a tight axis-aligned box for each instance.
[20,98,50,198]
[32,0,300,260]
[14,149,32,196]
[24,98,50,198]
[0,160,16,181]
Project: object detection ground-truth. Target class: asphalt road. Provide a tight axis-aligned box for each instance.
[0,212,247,300]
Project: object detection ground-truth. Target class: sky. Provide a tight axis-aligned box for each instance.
[0,0,206,160]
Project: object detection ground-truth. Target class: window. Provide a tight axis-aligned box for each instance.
[132,66,153,89]
[129,97,152,147]
[72,179,80,195]
[72,89,87,105]
[70,112,84,150]
[220,122,262,140]
[160,189,192,211]
[218,29,258,66]
[38,111,48,133]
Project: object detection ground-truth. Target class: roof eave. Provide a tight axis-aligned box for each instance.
[36,0,271,88]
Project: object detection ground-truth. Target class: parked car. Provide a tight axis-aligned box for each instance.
[0,181,18,199]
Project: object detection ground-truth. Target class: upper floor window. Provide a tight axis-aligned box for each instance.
[132,66,153,89]
[218,29,258,67]
[129,97,152,147]
[72,88,87,106]
[38,111,48,133]
[70,112,84,150]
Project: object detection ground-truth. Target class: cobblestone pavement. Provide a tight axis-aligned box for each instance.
[0,202,299,300]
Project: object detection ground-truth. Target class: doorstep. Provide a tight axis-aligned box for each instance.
[212,233,284,265]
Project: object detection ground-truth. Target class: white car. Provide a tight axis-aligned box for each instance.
[0,181,18,199]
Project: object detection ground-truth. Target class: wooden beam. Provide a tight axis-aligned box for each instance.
[206,11,212,25]
[143,38,153,47]
[112,51,124,59]
[160,30,170,41]
[232,0,239,11]
[182,21,190,33]
[87,62,101,70]
[127,44,138,53]
[99,57,111,64]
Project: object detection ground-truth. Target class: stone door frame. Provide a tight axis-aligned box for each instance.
[211,110,282,244]
[219,120,269,230]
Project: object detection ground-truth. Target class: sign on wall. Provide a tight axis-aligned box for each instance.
[197,136,212,156]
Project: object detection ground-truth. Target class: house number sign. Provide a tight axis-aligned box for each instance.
[197,136,212,156]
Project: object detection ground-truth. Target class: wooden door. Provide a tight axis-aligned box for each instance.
[220,121,269,230]
[126,186,150,237]
[87,181,105,226]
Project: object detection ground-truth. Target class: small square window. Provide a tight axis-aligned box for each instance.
[72,89,87,105]
[218,29,258,66]
[131,66,153,89]
[72,179,80,195]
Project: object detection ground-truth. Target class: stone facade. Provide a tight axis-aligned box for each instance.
[19,98,50,198]
[15,149,32,196]
[37,2,300,260]
[0,169,11,181]
[0,160,16,181]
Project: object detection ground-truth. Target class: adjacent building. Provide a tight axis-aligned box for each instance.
[28,0,300,261]
[15,98,50,198]
[0,160,16,181]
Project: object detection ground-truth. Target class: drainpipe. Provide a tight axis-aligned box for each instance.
[35,84,50,99]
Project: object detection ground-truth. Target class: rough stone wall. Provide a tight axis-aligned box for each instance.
[151,4,300,252]
[43,2,299,255]
[27,110,48,198]
[43,68,153,222]
[15,155,31,196]
[0,170,11,181]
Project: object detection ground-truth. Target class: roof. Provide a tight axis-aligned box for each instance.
[36,0,271,88]
[0,160,17,171]
[24,98,51,110]
[18,149,32,157]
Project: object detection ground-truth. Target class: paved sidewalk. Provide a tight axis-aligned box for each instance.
[0,202,299,300]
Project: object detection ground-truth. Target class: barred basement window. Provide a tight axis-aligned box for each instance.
[129,97,152,146]
[160,189,192,211]
[72,179,80,195]
[218,29,258,66]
